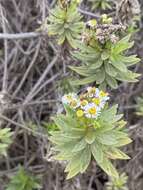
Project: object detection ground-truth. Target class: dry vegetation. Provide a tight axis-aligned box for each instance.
[0,0,143,189]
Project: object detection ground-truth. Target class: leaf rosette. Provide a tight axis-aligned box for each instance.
[45,0,83,48]
[6,167,41,190]
[70,16,140,89]
[106,172,128,190]
[49,87,132,179]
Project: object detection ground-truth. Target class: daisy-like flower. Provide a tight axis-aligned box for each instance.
[94,90,110,109]
[92,96,108,109]
[62,93,76,104]
[87,87,96,97]
[80,99,88,108]
[92,97,101,106]
[94,88,100,98]
[99,90,110,101]
[84,103,100,119]
[62,87,109,119]
[62,93,80,109]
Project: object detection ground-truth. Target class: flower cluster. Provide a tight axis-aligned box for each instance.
[83,15,126,45]
[62,87,109,119]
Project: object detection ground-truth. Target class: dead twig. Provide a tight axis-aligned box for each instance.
[0,32,41,39]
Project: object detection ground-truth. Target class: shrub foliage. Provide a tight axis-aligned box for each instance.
[70,16,140,89]
[50,87,132,178]
[6,167,41,190]
[46,0,83,48]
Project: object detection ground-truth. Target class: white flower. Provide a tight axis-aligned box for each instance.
[62,93,80,109]
[98,91,110,108]
[80,99,89,109]
[99,100,107,109]
[61,87,110,117]
[87,87,96,97]
[62,93,76,104]
[83,103,100,119]
[94,88,100,98]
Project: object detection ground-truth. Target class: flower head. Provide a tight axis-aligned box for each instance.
[84,103,100,118]
[62,93,80,109]
[62,87,110,119]
[80,99,88,108]
[99,91,109,101]
[92,98,100,106]
[87,87,96,97]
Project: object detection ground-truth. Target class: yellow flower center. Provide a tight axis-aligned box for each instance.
[92,98,100,105]
[88,107,96,115]
[100,91,108,97]
[80,100,88,106]
[66,95,72,101]
[70,100,77,107]
[76,110,84,117]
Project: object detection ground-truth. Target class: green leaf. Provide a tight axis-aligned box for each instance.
[95,121,115,134]
[63,104,75,116]
[95,67,105,84]
[54,141,80,157]
[116,71,140,82]
[80,146,91,172]
[0,128,13,156]
[119,55,140,66]
[110,55,127,72]
[58,34,66,44]
[97,132,119,145]
[6,167,41,190]
[66,30,78,48]
[112,35,133,54]
[92,144,119,178]
[52,115,70,131]
[72,51,99,62]
[65,150,83,172]
[72,139,87,152]
[72,75,96,85]
[101,51,110,60]
[99,81,107,90]
[69,65,93,77]
[85,128,96,144]
[100,105,122,124]
[49,135,76,145]
[91,142,104,163]
[53,114,78,131]
[106,148,130,160]
[106,74,118,89]
[89,59,103,69]
[114,137,132,147]
[104,63,117,77]
[98,157,119,178]
[66,166,81,179]
[66,147,91,179]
